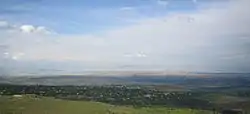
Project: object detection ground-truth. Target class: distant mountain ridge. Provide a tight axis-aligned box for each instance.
[1,73,250,88]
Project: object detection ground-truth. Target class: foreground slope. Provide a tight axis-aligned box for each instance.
[0,95,211,114]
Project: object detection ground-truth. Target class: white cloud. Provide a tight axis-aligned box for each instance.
[136,53,147,58]
[193,0,197,4]
[1,0,250,73]
[157,0,169,6]
[11,56,18,60]
[3,52,9,58]
[120,7,134,11]
[0,21,9,28]
[20,25,36,33]
[124,52,147,58]
[4,52,9,55]
[20,25,53,34]
[12,53,25,60]
[0,21,54,34]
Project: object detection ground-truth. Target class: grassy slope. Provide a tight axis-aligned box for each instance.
[199,93,250,112]
[0,95,211,114]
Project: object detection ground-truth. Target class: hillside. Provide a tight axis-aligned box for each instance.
[0,95,212,114]
[1,73,250,88]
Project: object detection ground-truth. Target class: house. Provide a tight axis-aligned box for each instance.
[221,109,243,114]
[13,95,23,98]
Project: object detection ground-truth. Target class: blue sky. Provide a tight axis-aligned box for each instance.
[0,0,250,76]
[0,0,219,34]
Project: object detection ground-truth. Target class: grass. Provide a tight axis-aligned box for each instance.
[0,95,212,114]
[200,93,250,112]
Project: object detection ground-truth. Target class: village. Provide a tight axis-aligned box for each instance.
[0,84,210,108]
[1,84,249,114]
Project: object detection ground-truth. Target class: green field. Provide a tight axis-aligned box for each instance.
[0,95,212,114]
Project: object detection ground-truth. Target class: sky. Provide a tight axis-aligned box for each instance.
[0,0,250,76]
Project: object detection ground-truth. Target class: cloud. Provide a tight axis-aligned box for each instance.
[0,21,54,34]
[20,25,35,33]
[0,21,14,30]
[1,0,250,74]
[193,0,197,4]
[157,0,169,6]
[120,7,135,11]
[124,52,147,58]
[0,21,9,27]
[20,25,53,34]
